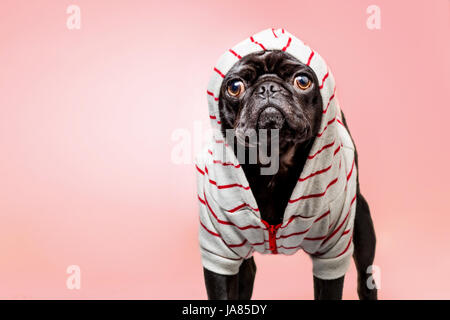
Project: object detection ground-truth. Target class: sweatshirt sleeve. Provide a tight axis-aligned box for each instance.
[195,151,244,276]
[310,195,356,280]
[310,234,354,280]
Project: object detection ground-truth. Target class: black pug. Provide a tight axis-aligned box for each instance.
[200,49,377,300]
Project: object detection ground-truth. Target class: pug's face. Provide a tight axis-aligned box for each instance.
[219,50,323,151]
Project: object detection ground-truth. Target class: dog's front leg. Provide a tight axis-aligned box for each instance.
[203,257,257,300]
[203,268,239,300]
[313,276,345,300]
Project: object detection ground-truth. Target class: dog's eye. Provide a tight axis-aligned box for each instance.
[227,80,245,97]
[294,75,312,90]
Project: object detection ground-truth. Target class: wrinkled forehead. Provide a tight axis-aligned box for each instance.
[223,50,318,84]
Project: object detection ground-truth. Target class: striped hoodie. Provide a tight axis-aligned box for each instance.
[196,28,357,280]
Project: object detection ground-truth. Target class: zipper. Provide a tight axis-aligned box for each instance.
[262,221,281,254]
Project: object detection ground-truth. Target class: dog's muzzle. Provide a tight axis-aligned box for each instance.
[257,106,285,130]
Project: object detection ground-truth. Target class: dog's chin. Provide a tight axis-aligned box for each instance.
[282,125,312,146]
[233,124,312,150]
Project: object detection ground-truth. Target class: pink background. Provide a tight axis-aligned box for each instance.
[0,0,449,299]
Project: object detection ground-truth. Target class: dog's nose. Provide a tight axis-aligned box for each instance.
[256,81,281,98]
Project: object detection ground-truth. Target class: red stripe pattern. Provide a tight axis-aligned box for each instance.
[229,49,242,59]
[250,36,266,50]
[206,90,219,101]
[213,67,225,78]
[299,164,332,182]
[323,87,336,114]
[317,117,336,137]
[319,71,329,89]
[197,165,250,190]
[308,141,335,159]
[306,50,315,66]
[271,28,278,38]
[282,37,292,51]
[289,177,339,203]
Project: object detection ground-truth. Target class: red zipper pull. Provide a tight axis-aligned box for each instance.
[269,224,278,254]
[261,220,279,254]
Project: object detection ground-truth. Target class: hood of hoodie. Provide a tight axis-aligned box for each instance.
[200,28,354,223]
[207,28,338,137]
